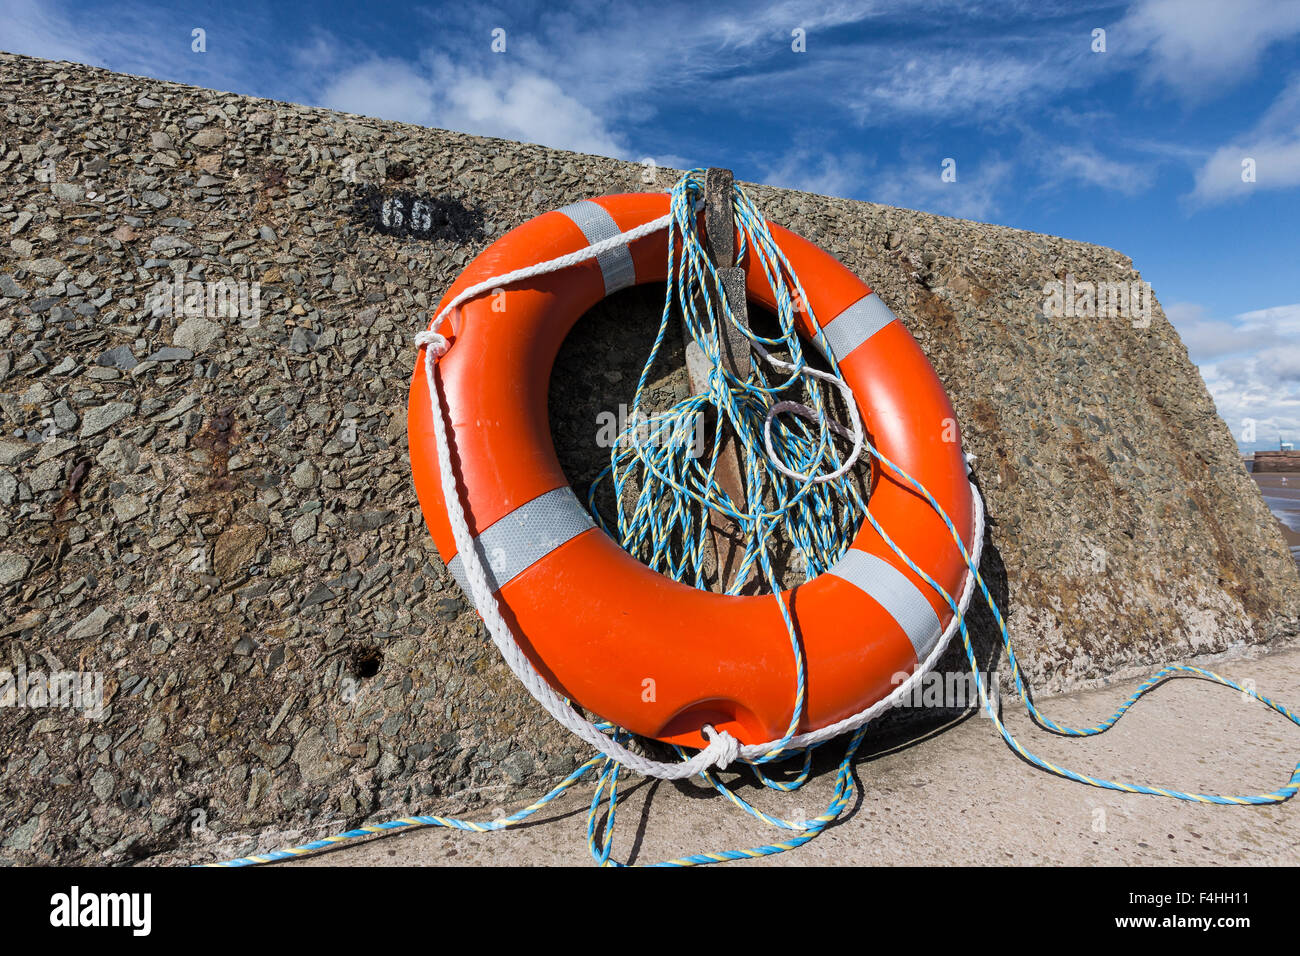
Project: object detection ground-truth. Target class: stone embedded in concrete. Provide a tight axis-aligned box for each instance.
[66,605,114,640]
[172,315,221,351]
[78,401,134,438]
[213,525,267,579]
[0,552,31,586]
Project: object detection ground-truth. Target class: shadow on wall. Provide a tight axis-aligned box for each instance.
[547,286,1012,861]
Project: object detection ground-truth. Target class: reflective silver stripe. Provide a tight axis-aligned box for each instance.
[824,549,942,660]
[448,486,596,595]
[815,292,897,362]
[555,200,637,295]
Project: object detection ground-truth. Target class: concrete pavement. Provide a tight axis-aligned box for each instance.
[274,641,1300,866]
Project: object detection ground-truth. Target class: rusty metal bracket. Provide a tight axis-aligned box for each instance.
[704,167,752,383]
[679,167,754,591]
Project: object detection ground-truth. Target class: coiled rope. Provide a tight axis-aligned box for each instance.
[207,172,1299,868]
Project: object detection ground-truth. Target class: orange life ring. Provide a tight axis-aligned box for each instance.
[408,192,975,750]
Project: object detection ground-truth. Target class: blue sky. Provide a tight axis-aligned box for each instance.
[3,0,1298,450]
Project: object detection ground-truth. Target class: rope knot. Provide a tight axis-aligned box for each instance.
[414,329,450,359]
[701,725,741,770]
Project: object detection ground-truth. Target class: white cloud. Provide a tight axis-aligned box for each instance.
[710,0,884,49]
[6,0,1297,222]
[314,53,630,158]
[1234,302,1300,336]
[851,54,1067,125]
[434,58,629,157]
[759,148,874,199]
[1187,75,1300,205]
[1169,302,1300,449]
[1199,358,1300,450]
[288,30,343,74]
[1166,302,1271,360]
[1116,0,1300,98]
[1263,344,1300,382]
[0,0,104,67]
[1169,301,1300,362]
[304,2,1054,162]
[1190,140,1300,204]
[866,155,1012,221]
[317,59,438,127]
[0,0,279,98]
[1040,144,1155,195]
[763,130,1148,211]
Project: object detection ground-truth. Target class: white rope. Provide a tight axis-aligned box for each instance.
[752,340,866,484]
[412,217,985,779]
[417,330,739,780]
[426,212,674,340]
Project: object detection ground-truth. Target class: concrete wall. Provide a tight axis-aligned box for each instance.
[1254,451,1300,473]
[0,53,1296,864]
